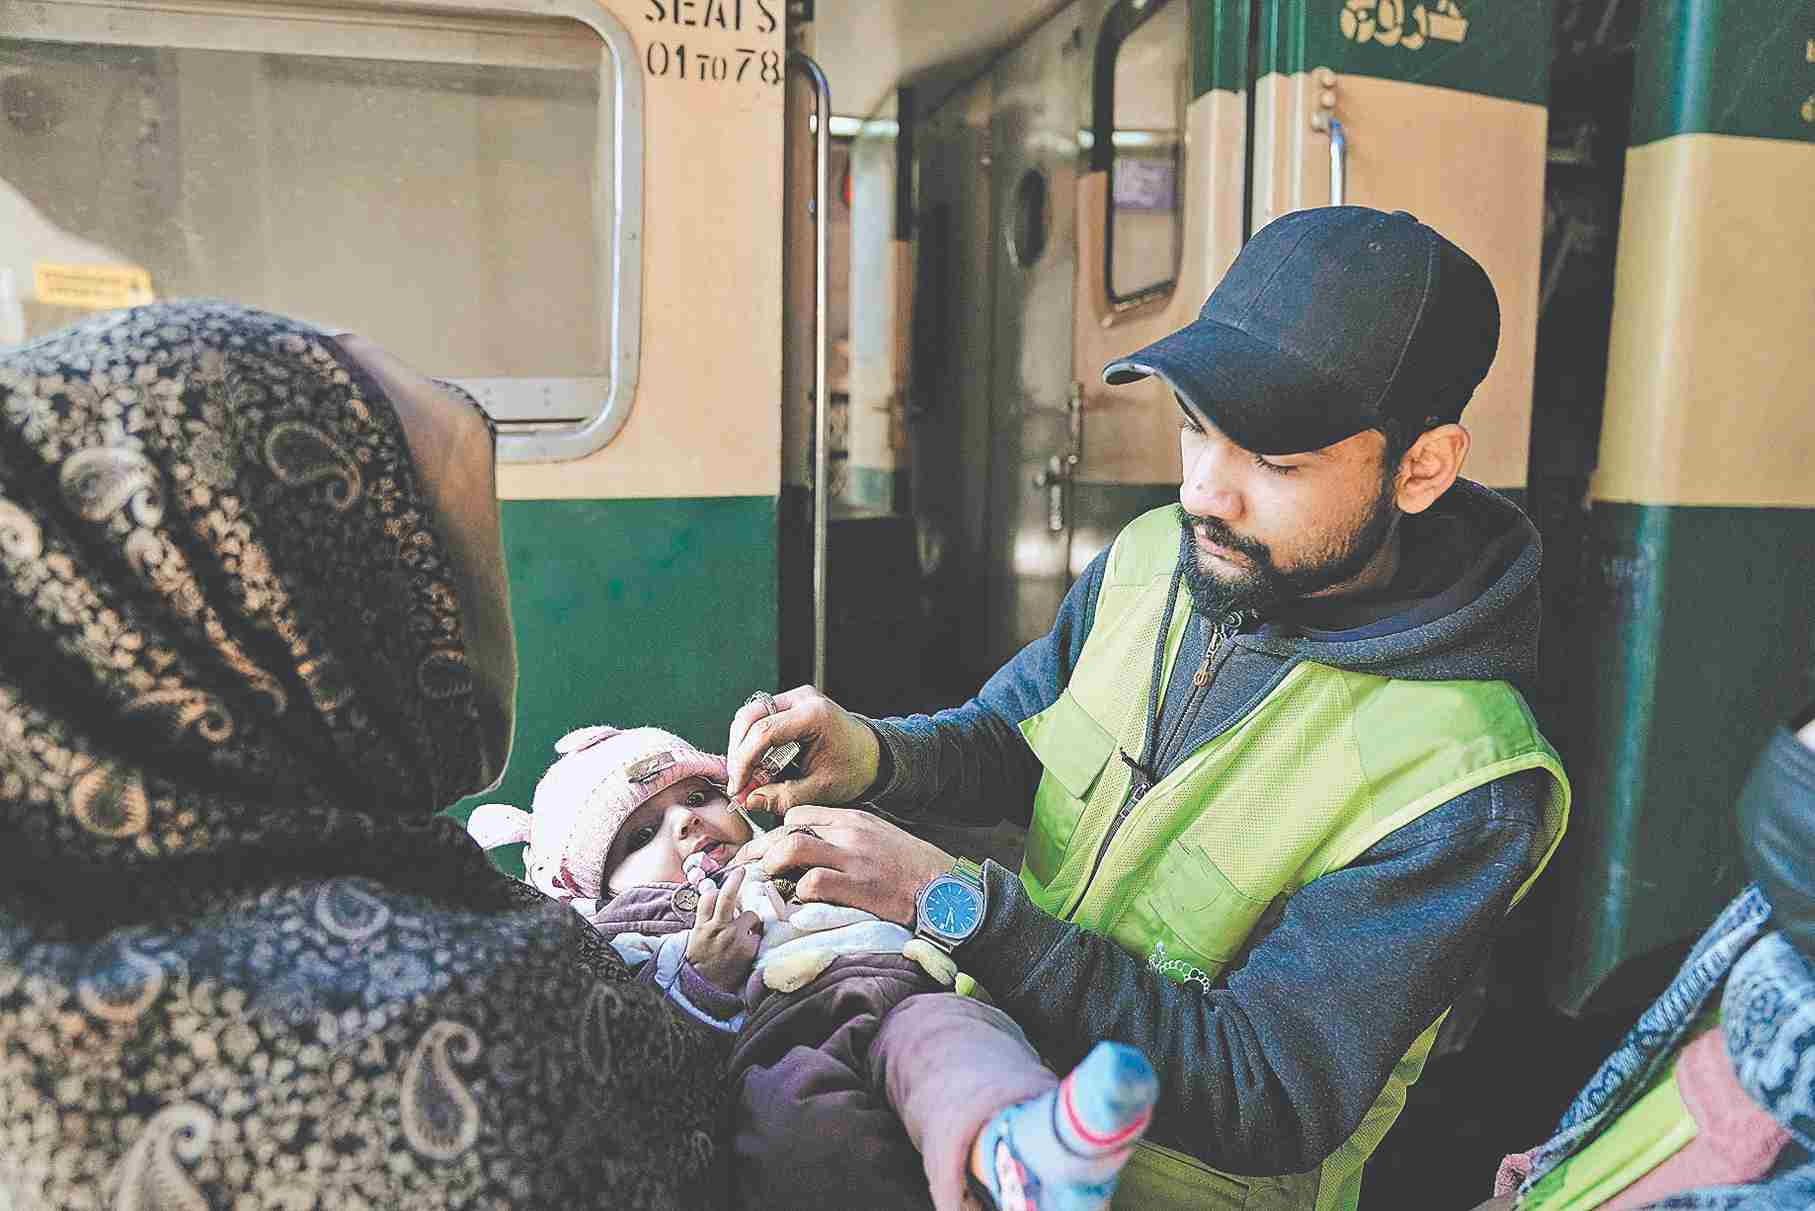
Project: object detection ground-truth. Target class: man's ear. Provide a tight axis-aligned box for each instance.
[1393,424,1469,515]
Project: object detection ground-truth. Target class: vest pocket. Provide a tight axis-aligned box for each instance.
[1135,841,1274,979]
[1019,690,1119,887]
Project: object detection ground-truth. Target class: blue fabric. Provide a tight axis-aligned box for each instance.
[1518,887,1776,1193]
[1634,932,1815,1209]
[1634,1167,1815,1211]
[1510,892,1815,1210]
[1724,934,1815,1155]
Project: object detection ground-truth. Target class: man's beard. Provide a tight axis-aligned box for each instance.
[1175,482,1400,618]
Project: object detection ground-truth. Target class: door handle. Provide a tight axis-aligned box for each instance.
[1030,383,1084,534]
[1032,454,1071,533]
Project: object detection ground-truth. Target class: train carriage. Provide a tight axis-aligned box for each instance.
[3,0,1812,1202]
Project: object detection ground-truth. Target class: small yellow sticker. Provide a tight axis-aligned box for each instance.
[33,263,155,310]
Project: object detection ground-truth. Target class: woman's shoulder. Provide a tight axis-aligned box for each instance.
[0,875,727,1210]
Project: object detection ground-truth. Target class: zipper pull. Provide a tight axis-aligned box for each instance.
[1193,613,1231,688]
[1118,748,1155,803]
[1194,611,1247,689]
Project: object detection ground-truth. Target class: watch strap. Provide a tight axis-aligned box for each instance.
[949,856,985,891]
[913,857,988,955]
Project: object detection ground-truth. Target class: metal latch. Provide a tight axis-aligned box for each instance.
[1031,382,1084,533]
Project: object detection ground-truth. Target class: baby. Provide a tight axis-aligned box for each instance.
[468,724,1157,1211]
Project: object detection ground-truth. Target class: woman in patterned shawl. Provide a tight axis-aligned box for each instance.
[0,302,726,1210]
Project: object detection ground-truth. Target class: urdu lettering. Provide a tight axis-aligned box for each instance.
[1340,0,1470,51]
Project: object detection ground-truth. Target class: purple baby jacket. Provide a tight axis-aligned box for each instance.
[593,881,951,1210]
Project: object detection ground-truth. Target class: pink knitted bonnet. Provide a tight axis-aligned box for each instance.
[465,725,728,907]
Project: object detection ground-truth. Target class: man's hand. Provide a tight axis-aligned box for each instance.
[726,685,882,812]
[685,866,762,992]
[732,807,956,929]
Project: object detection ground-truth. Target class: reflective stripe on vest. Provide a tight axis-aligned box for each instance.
[1018,506,1571,1211]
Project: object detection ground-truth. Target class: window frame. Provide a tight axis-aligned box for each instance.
[1093,0,1188,310]
[6,0,643,465]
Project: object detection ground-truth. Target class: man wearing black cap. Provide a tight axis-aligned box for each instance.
[727,207,1571,1210]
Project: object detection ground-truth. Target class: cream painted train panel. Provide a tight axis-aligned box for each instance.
[1252,72,1546,492]
[498,0,783,501]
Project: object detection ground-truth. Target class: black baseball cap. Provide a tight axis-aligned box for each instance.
[1103,206,1500,456]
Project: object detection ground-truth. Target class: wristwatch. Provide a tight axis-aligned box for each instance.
[913,857,987,953]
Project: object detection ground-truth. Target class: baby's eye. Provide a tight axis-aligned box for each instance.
[625,823,658,852]
[685,788,708,808]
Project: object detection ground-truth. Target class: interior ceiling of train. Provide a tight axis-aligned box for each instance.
[810,0,1070,120]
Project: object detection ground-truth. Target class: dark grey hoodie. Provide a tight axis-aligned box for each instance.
[861,480,1559,1178]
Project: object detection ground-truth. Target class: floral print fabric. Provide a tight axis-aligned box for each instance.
[1499,887,1815,1210]
[0,304,726,1210]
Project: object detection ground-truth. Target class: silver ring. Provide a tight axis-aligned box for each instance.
[744,690,777,717]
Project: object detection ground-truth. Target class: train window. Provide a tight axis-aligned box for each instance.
[0,2,643,463]
[1099,0,1188,305]
[1010,169,1050,268]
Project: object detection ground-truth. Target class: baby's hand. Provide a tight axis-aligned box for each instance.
[685,866,762,992]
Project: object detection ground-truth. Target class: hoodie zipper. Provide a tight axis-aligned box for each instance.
[1063,610,1245,923]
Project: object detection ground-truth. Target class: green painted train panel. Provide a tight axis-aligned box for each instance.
[1193,0,1253,98]
[1260,0,1553,106]
[1548,502,1815,1014]
[445,495,778,878]
[1631,0,1815,147]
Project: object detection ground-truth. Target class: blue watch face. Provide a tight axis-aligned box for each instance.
[922,877,983,939]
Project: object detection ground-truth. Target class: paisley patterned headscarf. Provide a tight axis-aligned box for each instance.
[0,302,504,914]
[0,303,727,1210]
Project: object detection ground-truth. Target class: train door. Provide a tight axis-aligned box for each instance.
[1068,0,1248,593]
[977,13,1088,672]
[1249,0,1552,495]
[913,0,1248,685]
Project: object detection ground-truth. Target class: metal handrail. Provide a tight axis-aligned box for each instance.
[788,50,832,689]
